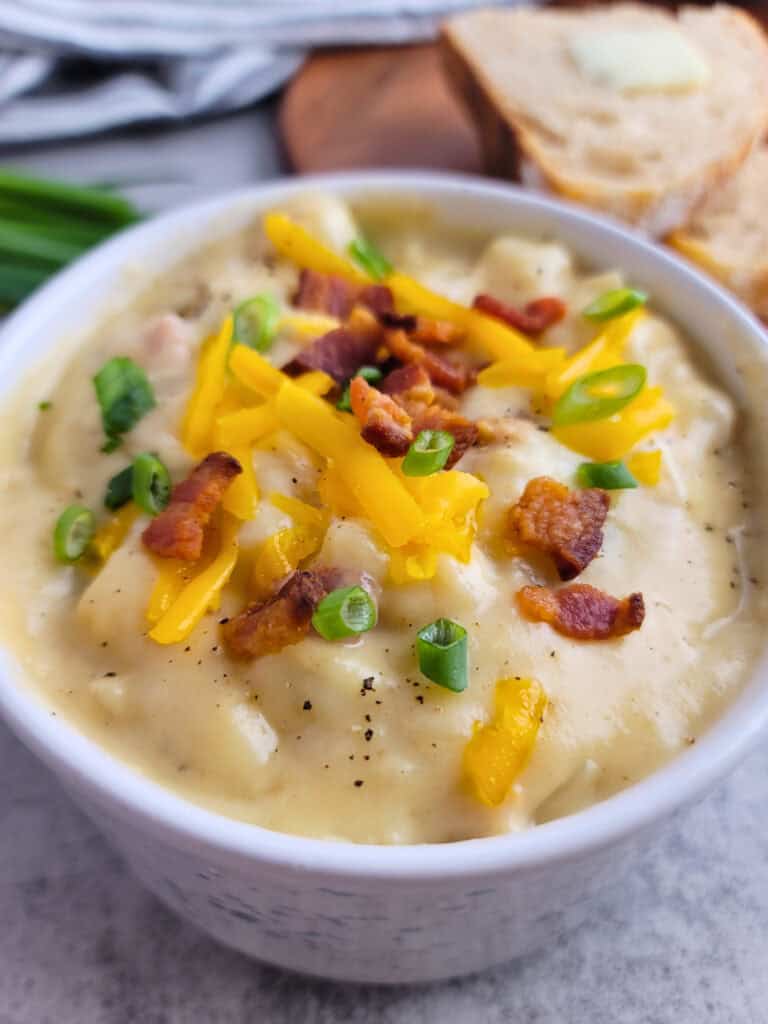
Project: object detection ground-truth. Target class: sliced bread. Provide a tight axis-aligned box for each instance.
[441,4,768,237]
[669,145,768,320]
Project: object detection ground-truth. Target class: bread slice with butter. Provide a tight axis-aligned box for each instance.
[669,146,768,320]
[441,4,768,236]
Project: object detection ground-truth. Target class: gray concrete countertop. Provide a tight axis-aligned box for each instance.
[1,109,767,1024]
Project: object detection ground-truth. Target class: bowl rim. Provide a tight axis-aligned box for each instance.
[1,168,767,882]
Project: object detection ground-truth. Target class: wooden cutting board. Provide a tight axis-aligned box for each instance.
[279,3,768,176]
[279,42,482,175]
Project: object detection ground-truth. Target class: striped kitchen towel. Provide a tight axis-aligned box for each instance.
[0,0,527,145]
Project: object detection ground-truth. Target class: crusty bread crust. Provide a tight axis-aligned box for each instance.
[669,147,768,320]
[441,4,768,238]
[670,230,768,321]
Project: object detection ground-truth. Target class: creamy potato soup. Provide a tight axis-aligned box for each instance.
[0,194,763,844]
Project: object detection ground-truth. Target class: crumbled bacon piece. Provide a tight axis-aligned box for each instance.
[222,570,333,659]
[380,363,435,412]
[384,327,471,394]
[283,302,386,383]
[431,386,461,411]
[293,270,357,318]
[412,404,478,468]
[350,376,413,457]
[380,311,417,332]
[380,311,463,345]
[509,476,609,580]
[346,304,383,339]
[411,317,465,346]
[517,585,645,640]
[293,270,394,318]
[358,284,394,316]
[142,452,242,561]
[378,363,476,465]
[473,294,567,335]
[282,325,380,382]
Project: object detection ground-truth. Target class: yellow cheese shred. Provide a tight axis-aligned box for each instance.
[464,677,547,807]
[554,386,676,461]
[279,312,340,339]
[181,314,233,457]
[273,382,424,548]
[264,211,368,284]
[214,369,333,448]
[85,503,140,571]
[544,308,643,400]
[221,445,260,520]
[148,514,240,645]
[627,448,663,486]
[262,209,557,366]
[146,559,189,626]
[249,494,328,599]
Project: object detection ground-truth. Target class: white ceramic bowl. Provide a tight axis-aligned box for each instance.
[1,173,767,985]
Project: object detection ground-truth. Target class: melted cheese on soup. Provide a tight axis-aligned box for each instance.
[0,194,763,843]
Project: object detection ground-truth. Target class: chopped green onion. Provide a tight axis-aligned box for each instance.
[0,222,84,267]
[131,453,171,516]
[336,365,384,411]
[552,364,646,427]
[348,237,392,281]
[417,618,468,693]
[38,400,52,412]
[0,209,113,247]
[104,465,134,510]
[577,460,638,490]
[0,168,138,227]
[93,357,155,452]
[312,585,377,640]
[233,293,281,352]
[402,429,455,476]
[0,262,50,306]
[53,504,95,563]
[582,287,647,322]
[0,169,140,307]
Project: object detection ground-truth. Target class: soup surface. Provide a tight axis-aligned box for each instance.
[0,193,763,843]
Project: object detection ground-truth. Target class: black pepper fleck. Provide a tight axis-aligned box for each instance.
[303,700,313,711]
[354,780,364,787]
[416,695,424,704]
[364,729,373,741]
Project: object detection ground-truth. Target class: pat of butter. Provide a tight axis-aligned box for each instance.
[568,29,710,93]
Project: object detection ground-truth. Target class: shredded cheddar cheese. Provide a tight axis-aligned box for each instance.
[627,448,663,486]
[464,677,547,807]
[264,211,367,284]
[181,314,233,457]
[86,503,139,569]
[149,514,240,645]
[221,445,260,520]
[554,386,676,461]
